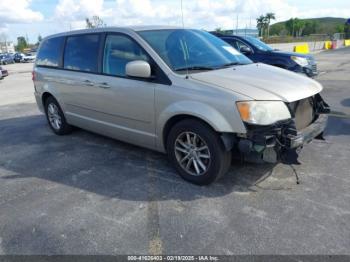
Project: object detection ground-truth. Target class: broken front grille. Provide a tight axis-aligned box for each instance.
[288,97,315,130]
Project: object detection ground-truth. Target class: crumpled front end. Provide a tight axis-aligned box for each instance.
[236,94,330,164]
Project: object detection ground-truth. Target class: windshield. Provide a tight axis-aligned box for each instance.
[243,36,273,52]
[138,29,252,73]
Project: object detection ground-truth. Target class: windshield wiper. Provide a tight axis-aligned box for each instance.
[174,66,215,71]
[216,62,243,69]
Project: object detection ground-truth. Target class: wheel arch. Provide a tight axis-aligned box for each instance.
[162,114,214,151]
[157,101,241,152]
[42,92,53,107]
[40,90,69,123]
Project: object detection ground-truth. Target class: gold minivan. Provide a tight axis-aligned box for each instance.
[33,26,329,185]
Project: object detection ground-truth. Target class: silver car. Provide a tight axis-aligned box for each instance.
[33,26,329,185]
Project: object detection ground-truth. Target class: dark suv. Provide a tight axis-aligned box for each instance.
[0,54,14,65]
[212,33,318,77]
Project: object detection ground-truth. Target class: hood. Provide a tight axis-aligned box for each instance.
[269,50,312,58]
[190,63,322,102]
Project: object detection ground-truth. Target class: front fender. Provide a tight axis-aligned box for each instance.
[156,100,246,151]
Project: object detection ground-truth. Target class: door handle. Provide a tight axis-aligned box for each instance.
[83,80,94,86]
[98,82,110,89]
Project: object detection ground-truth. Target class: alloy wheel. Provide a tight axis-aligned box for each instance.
[47,103,62,130]
[174,131,211,176]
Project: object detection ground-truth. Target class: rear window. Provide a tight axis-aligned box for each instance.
[63,34,100,73]
[36,36,64,67]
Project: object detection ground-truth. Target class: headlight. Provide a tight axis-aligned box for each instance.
[236,101,291,125]
[291,56,308,67]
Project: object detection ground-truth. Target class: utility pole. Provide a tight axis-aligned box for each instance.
[233,13,235,35]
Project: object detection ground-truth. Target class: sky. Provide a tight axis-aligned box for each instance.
[0,0,349,43]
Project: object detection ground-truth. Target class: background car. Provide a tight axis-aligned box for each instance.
[14,53,24,63]
[0,54,15,65]
[0,66,8,78]
[211,32,318,77]
[23,53,36,63]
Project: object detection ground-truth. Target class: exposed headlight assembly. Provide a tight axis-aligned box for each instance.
[291,56,308,67]
[236,101,291,125]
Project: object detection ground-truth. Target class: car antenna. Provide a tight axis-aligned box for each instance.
[181,0,189,79]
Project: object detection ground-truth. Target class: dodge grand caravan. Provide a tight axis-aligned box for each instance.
[33,26,330,185]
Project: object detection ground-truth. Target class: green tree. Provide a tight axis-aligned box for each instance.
[302,21,319,36]
[294,19,305,37]
[85,16,106,29]
[36,35,43,46]
[335,24,344,33]
[256,15,267,37]
[16,36,28,52]
[269,23,285,36]
[285,18,305,37]
[285,18,295,36]
[215,27,224,34]
[265,12,276,38]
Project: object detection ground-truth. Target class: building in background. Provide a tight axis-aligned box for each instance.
[0,42,15,53]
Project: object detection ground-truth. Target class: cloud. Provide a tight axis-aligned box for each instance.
[53,0,113,30]
[0,0,43,24]
[50,0,350,32]
[298,8,350,20]
[54,0,112,20]
[107,0,300,30]
[0,0,43,39]
[5,0,348,43]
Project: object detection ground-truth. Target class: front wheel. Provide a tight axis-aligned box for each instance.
[167,119,231,185]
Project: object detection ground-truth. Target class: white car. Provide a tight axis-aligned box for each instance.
[23,53,36,63]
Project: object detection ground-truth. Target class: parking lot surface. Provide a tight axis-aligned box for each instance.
[0,48,349,255]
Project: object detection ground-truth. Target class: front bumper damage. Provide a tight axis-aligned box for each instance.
[236,94,330,164]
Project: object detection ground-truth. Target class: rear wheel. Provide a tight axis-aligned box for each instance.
[44,96,72,135]
[167,119,231,185]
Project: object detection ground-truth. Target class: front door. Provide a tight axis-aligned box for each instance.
[61,33,157,148]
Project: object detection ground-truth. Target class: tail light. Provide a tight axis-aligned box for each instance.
[32,71,36,81]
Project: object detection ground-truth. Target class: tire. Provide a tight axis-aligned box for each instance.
[167,119,231,185]
[44,96,72,135]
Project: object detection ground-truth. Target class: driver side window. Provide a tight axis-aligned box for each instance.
[233,40,249,52]
[237,40,250,51]
[225,38,250,53]
[103,34,150,77]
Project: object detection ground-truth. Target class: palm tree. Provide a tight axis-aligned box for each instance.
[256,15,266,37]
[265,12,276,38]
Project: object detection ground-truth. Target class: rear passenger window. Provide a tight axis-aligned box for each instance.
[36,37,64,67]
[103,34,149,77]
[64,34,100,73]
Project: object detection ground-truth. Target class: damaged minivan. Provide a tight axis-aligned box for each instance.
[33,26,330,185]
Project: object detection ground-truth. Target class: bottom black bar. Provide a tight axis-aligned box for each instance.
[0,255,349,262]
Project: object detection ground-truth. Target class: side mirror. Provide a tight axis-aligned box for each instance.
[240,46,252,55]
[125,60,151,78]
